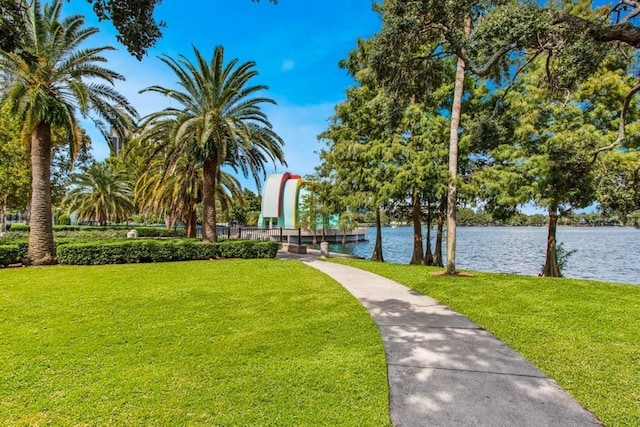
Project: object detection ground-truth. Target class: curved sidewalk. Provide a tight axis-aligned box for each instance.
[296,256,601,426]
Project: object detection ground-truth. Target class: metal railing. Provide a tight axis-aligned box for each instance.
[219,226,287,242]
[196,226,369,244]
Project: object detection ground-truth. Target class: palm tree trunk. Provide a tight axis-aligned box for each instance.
[1,193,7,235]
[541,209,561,277]
[185,207,197,238]
[202,158,218,242]
[27,122,57,265]
[25,198,31,225]
[371,206,384,262]
[410,189,424,264]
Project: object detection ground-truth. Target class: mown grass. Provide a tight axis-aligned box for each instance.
[0,260,390,426]
[329,258,640,427]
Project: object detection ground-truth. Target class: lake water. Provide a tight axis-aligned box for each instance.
[318,226,640,285]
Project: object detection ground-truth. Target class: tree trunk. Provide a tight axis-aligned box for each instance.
[445,16,470,275]
[202,158,218,242]
[433,195,446,267]
[445,57,464,274]
[1,193,7,235]
[27,122,57,265]
[424,202,434,265]
[25,198,31,225]
[410,190,424,264]
[371,206,384,262]
[541,209,561,277]
[185,208,197,238]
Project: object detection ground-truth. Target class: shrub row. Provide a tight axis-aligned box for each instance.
[136,228,186,238]
[7,224,185,237]
[1,239,278,266]
[57,239,279,265]
[0,240,119,266]
[0,243,27,266]
[9,224,131,232]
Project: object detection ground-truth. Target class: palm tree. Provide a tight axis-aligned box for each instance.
[141,45,285,242]
[64,162,135,226]
[0,0,136,264]
[136,150,244,238]
[215,169,245,225]
[136,153,202,236]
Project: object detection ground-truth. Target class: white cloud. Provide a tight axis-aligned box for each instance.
[266,101,335,170]
[281,59,295,71]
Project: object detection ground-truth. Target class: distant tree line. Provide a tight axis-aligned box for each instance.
[383,206,631,228]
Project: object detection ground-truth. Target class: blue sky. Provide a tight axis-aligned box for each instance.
[62,0,382,192]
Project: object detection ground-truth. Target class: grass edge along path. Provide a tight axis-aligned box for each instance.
[0,259,390,426]
[328,258,640,427]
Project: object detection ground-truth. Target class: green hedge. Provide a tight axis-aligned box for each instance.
[57,239,279,265]
[7,224,185,236]
[136,228,186,238]
[0,240,121,266]
[0,243,27,266]
[6,224,28,232]
[0,238,265,266]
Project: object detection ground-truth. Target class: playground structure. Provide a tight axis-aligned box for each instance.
[259,172,306,229]
[256,172,367,243]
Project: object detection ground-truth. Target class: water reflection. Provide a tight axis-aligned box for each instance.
[312,226,640,285]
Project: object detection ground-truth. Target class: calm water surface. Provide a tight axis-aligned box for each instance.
[318,226,640,285]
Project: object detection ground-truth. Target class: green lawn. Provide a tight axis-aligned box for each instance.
[329,258,640,427]
[0,260,390,426]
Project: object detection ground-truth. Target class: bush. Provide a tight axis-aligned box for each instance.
[136,227,186,238]
[0,243,28,266]
[0,239,121,265]
[57,239,278,265]
[53,229,126,239]
[0,231,28,240]
[57,214,71,226]
[6,224,186,238]
[8,223,28,232]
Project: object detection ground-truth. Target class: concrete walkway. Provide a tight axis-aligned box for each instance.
[279,251,601,426]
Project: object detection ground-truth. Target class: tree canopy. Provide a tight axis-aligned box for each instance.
[0,0,136,264]
[140,45,284,242]
[1,0,278,60]
[314,0,640,277]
